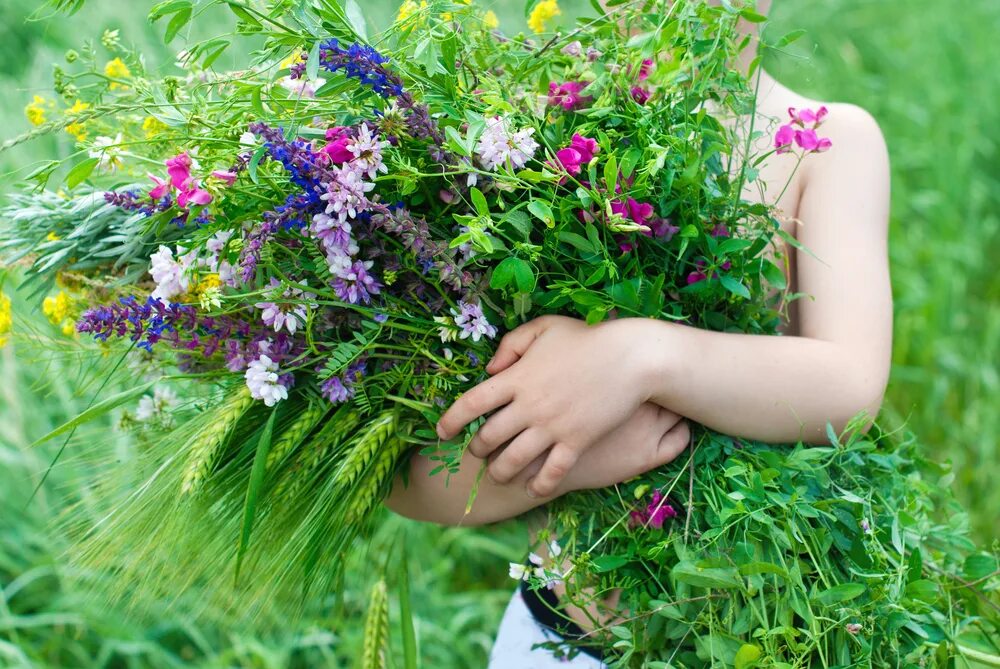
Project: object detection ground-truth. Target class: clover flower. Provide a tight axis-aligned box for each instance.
[245,353,289,406]
[475,115,539,172]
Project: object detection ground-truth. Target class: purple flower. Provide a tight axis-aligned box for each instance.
[294,40,404,98]
[333,260,382,304]
[321,376,353,403]
[451,301,497,342]
[630,490,678,529]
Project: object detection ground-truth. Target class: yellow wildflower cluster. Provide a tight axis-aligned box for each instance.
[46,232,61,241]
[64,99,90,142]
[194,273,223,310]
[142,115,168,139]
[104,57,132,90]
[528,0,560,33]
[0,291,12,348]
[24,95,54,126]
[43,290,77,336]
[483,10,499,29]
[396,0,428,22]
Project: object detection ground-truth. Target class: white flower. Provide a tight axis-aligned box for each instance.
[135,386,178,424]
[434,315,458,343]
[245,354,288,406]
[549,540,562,558]
[475,115,539,172]
[348,123,390,179]
[239,131,258,146]
[149,245,191,301]
[509,563,529,581]
[278,75,326,98]
[89,133,124,171]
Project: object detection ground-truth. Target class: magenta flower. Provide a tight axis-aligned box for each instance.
[610,197,655,227]
[547,81,591,111]
[646,217,679,240]
[774,123,796,153]
[630,86,651,105]
[319,126,355,164]
[794,128,832,153]
[777,107,832,154]
[210,169,238,186]
[639,58,654,81]
[176,182,212,208]
[165,152,193,190]
[788,105,828,127]
[549,134,599,178]
[569,133,598,162]
[630,490,678,529]
[148,174,170,200]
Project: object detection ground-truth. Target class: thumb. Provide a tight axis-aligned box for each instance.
[486,317,551,374]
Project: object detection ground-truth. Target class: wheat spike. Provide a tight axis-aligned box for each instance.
[340,415,411,523]
[266,400,328,471]
[335,411,397,489]
[361,580,389,669]
[180,387,254,495]
[273,408,361,500]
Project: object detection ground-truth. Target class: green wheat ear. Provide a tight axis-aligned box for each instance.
[180,387,254,495]
[361,579,389,669]
[335,411,397,488]
[339,413,411,523]
[273,407,361,500]
[266,400,328,471]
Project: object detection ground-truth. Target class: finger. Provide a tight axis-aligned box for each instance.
[527,444,580,498]
[650,420,691,469]
[485,317,550,374]
[654,406,683,431]
[488,428,553,485]
[467,405,531,459]
[437,378,514,440]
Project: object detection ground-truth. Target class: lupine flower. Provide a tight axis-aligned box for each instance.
[630,490,678,529]
[451,301,497,342]
[245,353,289,406]
[475,116,539,172]
[527,0,560,33]
[547,81,591,111]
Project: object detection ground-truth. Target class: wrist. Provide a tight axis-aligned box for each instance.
[613,318,686,405]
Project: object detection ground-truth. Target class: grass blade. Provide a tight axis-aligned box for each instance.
[235,407,277,583]
[398,543,418,669]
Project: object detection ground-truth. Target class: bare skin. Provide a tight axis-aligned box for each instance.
[388,3,892,637]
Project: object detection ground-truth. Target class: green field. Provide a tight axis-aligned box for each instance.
[1,0,997,666]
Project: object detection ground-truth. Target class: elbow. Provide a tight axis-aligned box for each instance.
[826,371,888,440]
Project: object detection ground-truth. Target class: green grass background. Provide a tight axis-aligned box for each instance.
[1,0,997,666]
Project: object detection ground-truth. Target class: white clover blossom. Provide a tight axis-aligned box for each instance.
[348,123,390,179]
[475,115,539,172]
[89,133,124,170]
[245,354,289,406]
[149,245,196,301]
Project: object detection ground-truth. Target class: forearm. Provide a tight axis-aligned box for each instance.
[385,450,551,525]
[636,319,886,443]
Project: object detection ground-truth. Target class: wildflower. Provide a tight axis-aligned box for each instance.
[789,106,829,127]
[210,169,238,186]
[149,245,194,301]
[861,518,872,534]
[64,99,90,142]
[278,75,326,98]
[24,95,52,126]
[551,133,598,175]
[279,50,306,70]
[639,58,654,80]
[46,232,60,242]
[239,131,258,146]
[776,106,832,154]
[630,86,651,105]
[166,152,194,190]
[547,81,591,111]
[434,315,458,342]
[646,217,679,240]
[483,10,499,29]
[148,174,170,200]
[245,354,289,406]
[89,133,124,171]
[793,128,832,153]
[104,57,131,89]
[396,0,428,22]
[560,41,583,57]
[0,291,12,348]
[42,290,74,327]
[475,116,539,172]
[348,123,389,179]
[135,386,179,425]
[255,278,317,335]
[509,553,544,581]
[528,0,560,33]
[333,260,382,304]
[320,165,376,223]
[321,375,353,403]
[845,623,863,635]
[610,197,655,229]
[308,39,404,99]
[451,301,497,342]
[630,490,677,529]
[142,116,168,138]
[319,126,355,164]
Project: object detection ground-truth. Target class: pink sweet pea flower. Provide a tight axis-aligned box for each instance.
[547,81,591,111]
[794,128,824,152]
[611,197,655,227]
[639,58,654,81]
[148,173,170,200]
[210,169,238,186]
[177,182,213,208]
[774,123,795,153]
[629,490,677,529]
[569,133,598,163]
[553,147,584,175]
[165,152,193,190]
[630,86,651,105]
[788,105,829,127]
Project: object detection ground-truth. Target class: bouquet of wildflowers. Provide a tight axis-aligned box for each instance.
[2,0,996,665]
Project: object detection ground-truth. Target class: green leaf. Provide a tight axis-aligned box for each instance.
[557,231,595,254]
[812,582,866,606]
[148,0,191,21]
[31,380,158,447]
[527,200,554,228]
[762,260,787,290]
[734,644,763,669]
[592,555,629,572]
[490,257,517,290]
[720,275,751,299]
[235,408,277,583]
[344,0,369,40]
[444,125,470,157]
[163,6,192,42]
[964,553,998,581]
[306,40,321,82]
[905,579,939,603]
[773,29,806,49]
[511,258,535,293]
[603,154,618,194]
[247,145,267,184]
[470,187,489,217]
[671,561,742,589]
[65,157,99,189]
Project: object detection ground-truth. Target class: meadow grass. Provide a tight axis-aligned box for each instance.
[1,0,996,666]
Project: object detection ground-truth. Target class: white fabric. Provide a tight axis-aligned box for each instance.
[488,590,606,669]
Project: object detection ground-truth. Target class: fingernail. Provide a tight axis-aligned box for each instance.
[525,480,539,498]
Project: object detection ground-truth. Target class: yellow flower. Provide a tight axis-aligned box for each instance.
[396,0,428,22]
[46,231,60,241]
[483,10,499,29]
[528,0,560,33]
[24,95,53,126]
[64,99,90,142]
[62,320,77,337]
[104,57,131,89]
[0,291,12,348]
[43,291,73,326]
[142,115,168,139]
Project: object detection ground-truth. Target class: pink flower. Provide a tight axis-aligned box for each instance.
[774,123,796,153]
[148,173,170,200]
[547,81,591,111]
[789,105,828,127]
[165,152,193,190]
[795,128,832,153]
[639,58,654,80]
[553,147,584,175]
[177,182,212,208]
[610,197,654,227]
[569,133,598,163]
[630,490,678,529]
[711,223,729,238]
[210,169,237,186]
[687,270,707,285]
[630,86,651,105]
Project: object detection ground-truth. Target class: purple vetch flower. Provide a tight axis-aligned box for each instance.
[321,376,353,403]
[104,189,174,217]
[333,260,382,304]
[320,165,376,224]
[630,490,678,529]
[451,301,497,342]
[245,353,289,406]
[255,278,318,335]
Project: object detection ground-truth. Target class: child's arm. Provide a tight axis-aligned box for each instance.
[436,105,892,498]
[386,403,689,525]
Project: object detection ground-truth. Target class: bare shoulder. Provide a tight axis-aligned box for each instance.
[817,102,887,157]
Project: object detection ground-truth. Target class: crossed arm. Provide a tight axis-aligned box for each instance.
[387,104,891,523]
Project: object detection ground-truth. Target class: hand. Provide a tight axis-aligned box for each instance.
[436,315,657,497]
